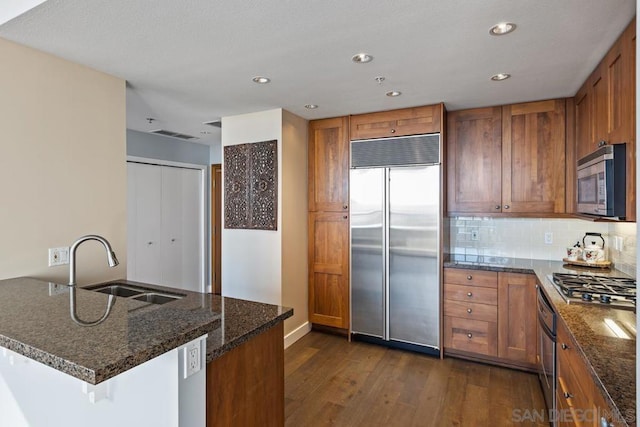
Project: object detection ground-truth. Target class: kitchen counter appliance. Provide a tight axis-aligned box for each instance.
[550,273,636,311]
[350,133,441,355]
[576,143,626,219]
[537,285,556,425]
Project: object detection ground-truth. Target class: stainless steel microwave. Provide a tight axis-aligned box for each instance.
[576,144,626,218]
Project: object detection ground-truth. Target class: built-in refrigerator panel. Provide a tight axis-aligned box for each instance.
[350,168,385,338]
[388,166,440,348]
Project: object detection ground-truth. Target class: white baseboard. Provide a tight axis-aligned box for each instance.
[284,321,311,349]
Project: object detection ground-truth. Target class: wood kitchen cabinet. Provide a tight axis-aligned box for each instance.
[444,268,537,370]
[308,117,350,212]
[446,106,502,213]
[573,18,636,221]
[497,273,537,368]
[447,100,566,216]
[502,99,566,214]
[308,212,350,329]
[349,104,442,140]
[308,117,350,331]
[556,319,620,427]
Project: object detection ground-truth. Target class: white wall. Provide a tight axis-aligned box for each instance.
[0,37,126,284]
[221,109,283,306]
[221,109,309,341]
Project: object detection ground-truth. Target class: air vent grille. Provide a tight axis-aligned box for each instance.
[351,134,440,168]
[149,129,198,140]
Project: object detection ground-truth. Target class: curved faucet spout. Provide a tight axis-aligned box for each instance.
[69,287,116,327]
[69,235,119,286]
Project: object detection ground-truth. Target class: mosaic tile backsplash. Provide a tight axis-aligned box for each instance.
[448,217,637,277]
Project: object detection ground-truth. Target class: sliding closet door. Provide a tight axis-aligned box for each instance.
[128,162,204,291]
[128,162,163,284]
[161,166,203,291]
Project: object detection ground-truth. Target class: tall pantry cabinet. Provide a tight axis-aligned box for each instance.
[307,117,350,330]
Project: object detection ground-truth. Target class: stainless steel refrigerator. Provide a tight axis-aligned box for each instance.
[350,134,440,354]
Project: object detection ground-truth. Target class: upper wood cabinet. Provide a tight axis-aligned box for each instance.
[447,100,566,215]
[447,107,502,213]
[350,104,442,140]
[573,18,636,221]
[308,117,349,212]
[502,99,566,214]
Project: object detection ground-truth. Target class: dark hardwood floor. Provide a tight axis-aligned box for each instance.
[285,331,548,427]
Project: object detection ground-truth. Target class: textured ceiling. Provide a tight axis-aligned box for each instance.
[0,0,635,146]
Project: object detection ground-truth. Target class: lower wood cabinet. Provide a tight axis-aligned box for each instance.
[557,320,619,427]
[308,212,349,329]
[206,323,284,427]
[443,268,537,370]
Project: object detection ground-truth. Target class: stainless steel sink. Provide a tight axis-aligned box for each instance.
[133,293,182,304]
[84,283,185,305]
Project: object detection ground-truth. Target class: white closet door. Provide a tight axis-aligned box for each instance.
[160,166,203,291]
[127,162,162,284]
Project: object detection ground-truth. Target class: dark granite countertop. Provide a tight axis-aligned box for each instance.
[0,277,292,385]
[444,255,636,426]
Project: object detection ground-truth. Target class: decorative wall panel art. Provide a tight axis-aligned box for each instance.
[224,140,277,230]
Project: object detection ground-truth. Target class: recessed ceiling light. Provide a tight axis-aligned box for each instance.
[386,91,402,97]
[489,22,516,36]
[252,76,271,84]
[352,53,373,63]
[491,73,511,81]
[304,104,318,109]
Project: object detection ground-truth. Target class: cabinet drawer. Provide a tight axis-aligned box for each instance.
[443,316,497,356]
[350,105,441,140]
[444,268,497,288]
[444,284,497,305]
[444,300,497,322]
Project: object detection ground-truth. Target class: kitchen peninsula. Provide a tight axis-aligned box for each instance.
[0,277,292,427]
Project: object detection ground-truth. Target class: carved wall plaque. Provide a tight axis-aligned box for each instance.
[224,140,277,230]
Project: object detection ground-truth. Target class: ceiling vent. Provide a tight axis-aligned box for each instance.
[149,129,198,140]
[203,120,222,128]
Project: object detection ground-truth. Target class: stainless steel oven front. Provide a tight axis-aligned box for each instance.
[537,284,556,425]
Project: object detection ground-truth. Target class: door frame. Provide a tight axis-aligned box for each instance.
[127,156,210,293]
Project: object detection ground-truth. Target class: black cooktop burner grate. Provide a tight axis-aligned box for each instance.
[552,273,636,305]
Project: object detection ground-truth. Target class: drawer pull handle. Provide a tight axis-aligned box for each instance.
[343,215,348,219]
[467,333,472,338]
[467,308,472,314]
[467,292,473,297]
[467,275,472,280]
[343,204,348,210]
[390,129,396,134]
[503,205,510,209]
[563,392,573,399]
[561,343,569,350]
[495,205,501,210]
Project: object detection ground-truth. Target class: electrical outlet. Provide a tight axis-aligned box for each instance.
[544,232,553,245]
[48,282,69,296]
[184,342,201,378]
[48,247,70,267]
[470,229,479,241]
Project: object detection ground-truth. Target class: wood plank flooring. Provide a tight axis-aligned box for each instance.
[285,331,548,427]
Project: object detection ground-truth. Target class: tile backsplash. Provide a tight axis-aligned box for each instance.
[448,217,637,276]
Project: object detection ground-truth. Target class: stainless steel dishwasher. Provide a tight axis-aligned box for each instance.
[537,284,557,425]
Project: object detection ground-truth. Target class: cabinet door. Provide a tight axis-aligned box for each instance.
[308,212,349,329]
[575,82,593,161]
[446,107,502,214]
[127,162,162,284]
[161,166,203,291]
[350,105,441,140]
[497,273,537,367]
[308,117,349,212]
[591,66,609,147]
[502,99,566,214]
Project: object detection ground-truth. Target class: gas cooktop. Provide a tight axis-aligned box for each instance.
[549,273,636,310]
